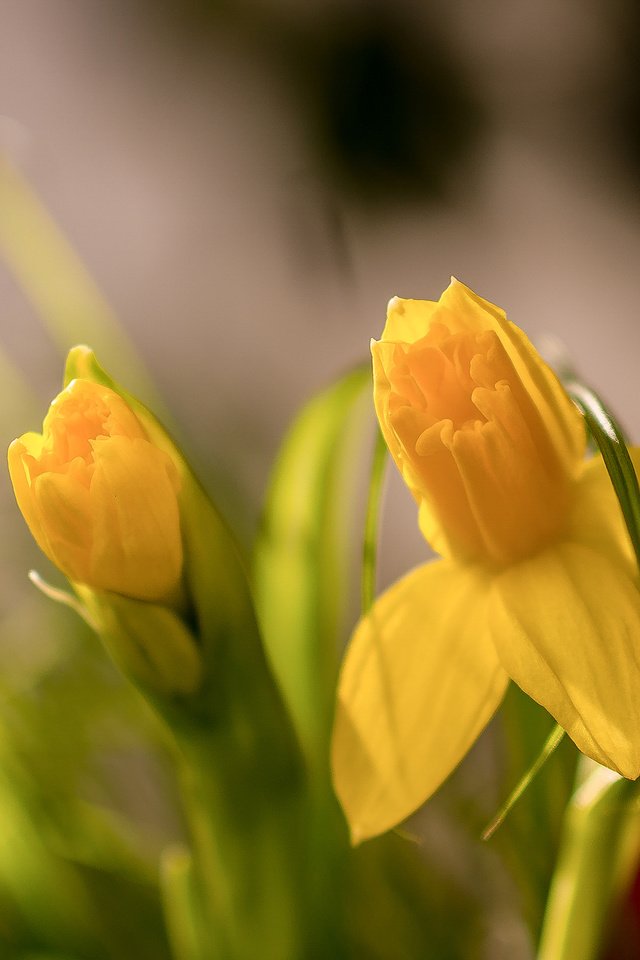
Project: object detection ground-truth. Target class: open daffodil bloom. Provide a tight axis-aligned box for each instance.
[332,278,640,843]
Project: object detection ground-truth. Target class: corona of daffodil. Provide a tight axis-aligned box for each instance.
[8,378,183,603]
[332,278,640,843]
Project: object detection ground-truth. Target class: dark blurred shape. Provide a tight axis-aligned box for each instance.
[600,861,640,960]
[128,0,484,204]
[279,170,356,282]
[608,2,640,183]
[292,7,483,203]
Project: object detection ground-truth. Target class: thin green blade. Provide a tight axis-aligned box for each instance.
[254,364,373,774]
[567,380,640,571]
[0,157,161,411]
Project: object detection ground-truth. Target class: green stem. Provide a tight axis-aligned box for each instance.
[173,725,307,960]
[567,381,640,570]
[361,429,388,616]
[160,845,207,960]
[482,725,565,841]
[538,765,640,960]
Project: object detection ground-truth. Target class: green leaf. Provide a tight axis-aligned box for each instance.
[490,688,578,939]
[538,766,640,960]
[0,758,172,960]
[253,364,373,774]
[482,724,566,842]
[0,346,41,440]
[361,429,388,616]
[252,365,378,958]
[253,364,486,960]
[62,347,308,959]
[566,381,640,571]
[0,159,159,409]
[160,845,208,960]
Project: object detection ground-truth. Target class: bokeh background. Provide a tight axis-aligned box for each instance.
[4,0,640,562]
[2,2,640,957]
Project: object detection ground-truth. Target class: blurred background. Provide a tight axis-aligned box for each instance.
[4,0,640,536]
[2,1,640,956]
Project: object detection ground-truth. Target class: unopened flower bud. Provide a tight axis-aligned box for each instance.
[8,378,183,603]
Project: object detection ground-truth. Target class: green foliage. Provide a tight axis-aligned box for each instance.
[64,346,308,960]
[254,363,372,775]
[256,364,512,959]
[7,174,640,959]
[491,689,578,939]
[568,381,640,569]
[538,768,640,960]
[0,612,173,960]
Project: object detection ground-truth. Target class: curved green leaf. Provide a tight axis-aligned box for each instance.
[538,766,640,960]
[0,158,158,408]
[361,429,387,616]
[483,723,566,842]
[567,381,640,571]
[253,364,374,774]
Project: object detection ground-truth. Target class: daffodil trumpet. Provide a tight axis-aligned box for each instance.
[332,278,640,844]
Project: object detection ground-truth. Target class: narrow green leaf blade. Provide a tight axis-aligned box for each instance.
[538,766,640,960]
[0,157,158,406]
[490,688,578,937]
[254,364,373,773]
[361,429,387,616]
[483,724,566,841]
[567,380,640,571]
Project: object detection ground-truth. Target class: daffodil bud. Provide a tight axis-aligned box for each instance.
[8,378,183,604]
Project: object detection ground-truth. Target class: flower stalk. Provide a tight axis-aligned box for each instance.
[538,767,640,960]
[7,346,311,959]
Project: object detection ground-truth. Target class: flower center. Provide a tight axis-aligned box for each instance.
[385,324,576,565]
[389,323,492,432]
[35,381,146,484]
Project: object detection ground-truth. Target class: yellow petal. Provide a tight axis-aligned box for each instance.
[332,560,508,842]
[32,471,93,579]
[382,278,584,473]
[491,541,640,777]
[8,435,47,554]
[90,436,183,601]
[568,448,640,574]
[438,279,584,471]
[381,278,505,344]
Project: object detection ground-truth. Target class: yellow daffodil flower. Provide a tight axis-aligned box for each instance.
[8,378,183,603]
[332,278,640,843]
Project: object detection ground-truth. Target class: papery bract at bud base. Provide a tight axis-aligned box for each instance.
[8,378,183,603]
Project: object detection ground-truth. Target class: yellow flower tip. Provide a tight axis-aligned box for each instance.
[69,343,93,358]
[347,823,368,847]
[386,295,401,314]
[8,378,183,604]
[64,344,95,379]
[374,281,585,565]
